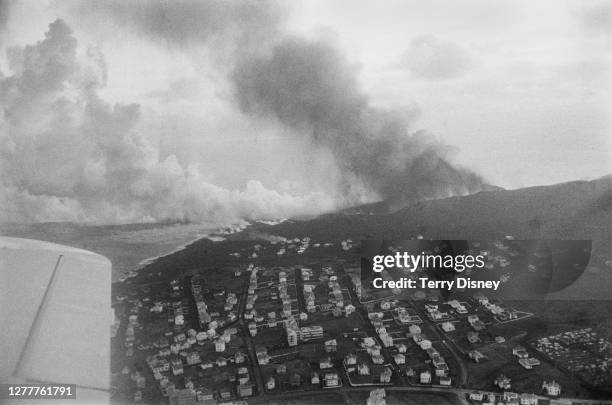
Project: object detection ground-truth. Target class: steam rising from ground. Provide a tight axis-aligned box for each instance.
[0,20,334,224]
[1,1,486,225]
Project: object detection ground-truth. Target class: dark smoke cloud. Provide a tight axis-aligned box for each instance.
[233,38,485,202]
[66,0,284,50]
[0,20,334,224]
[579,2,612,37]
[0,0,9,34]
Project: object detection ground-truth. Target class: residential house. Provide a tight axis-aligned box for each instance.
[266,377,276,390]
[467,332,480,344]
[255,347,270,365]
[358,363,370,376]
[320,356,333,369]
[519,393,538,405]
[495,374,512,390]
[237,383,253,398]
[235,352,246,364]
[519,357,540,369]
[542,380,561,396]
[324,372,340,387]
[311,372,320,385]
[325,339,338,353]
[468,350,486,363]
[467,314,479,324]
[196,388,215,405]
[185,352,201,365]
[215,339,226,352]
[276,364,287,374]
[171,359,183,376]
[380,334,394,348]
[345,353,357,365]
[503,391,519,405]
[419,339,432,350]
[379,367,392,383]
[345,304,356,316]
[248,323,257,337]
[435,363,449,377]
[513,346,529,359]
[469,392,484,401]
[441,322,455,332]
[287,326,299,347]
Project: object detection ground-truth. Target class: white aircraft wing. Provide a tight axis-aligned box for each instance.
[0,237,111,404]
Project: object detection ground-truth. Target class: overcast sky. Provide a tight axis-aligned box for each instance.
[1,0,611,223]
[292,0,612,188]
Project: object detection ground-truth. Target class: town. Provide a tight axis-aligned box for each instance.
[110,237,612,405]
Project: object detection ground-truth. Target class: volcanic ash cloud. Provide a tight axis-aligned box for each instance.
[232,37,485,203]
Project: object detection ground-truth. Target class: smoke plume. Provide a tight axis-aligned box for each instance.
[233,38,485,202]
[1,1,487,225]
[70,0,486,203]
[0,20,334,224]
[68,0,284,55]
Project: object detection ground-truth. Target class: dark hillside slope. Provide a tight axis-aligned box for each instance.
[262,176,611,243]
[252,176,611,299]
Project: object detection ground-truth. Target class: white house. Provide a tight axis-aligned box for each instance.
[441,322,455,332]
[520,393,538,405]
[542,380,561,396]
[320,357,333,369]
[420,370,431,384]
[419,339,432,350]
[311,372,320,385]
[469,392,484,401]
[379,367,392,383]
[358,363,370,376]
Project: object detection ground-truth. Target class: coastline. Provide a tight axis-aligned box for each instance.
[133,219,288,271]
[135,223,250,267]
[116,221,255,283]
